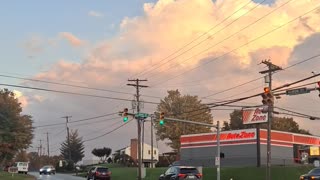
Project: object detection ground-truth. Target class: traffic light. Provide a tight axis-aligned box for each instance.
[220,152,225,158]
[122,108,128,122]
[159,112,165,126]
[261,87,274,105]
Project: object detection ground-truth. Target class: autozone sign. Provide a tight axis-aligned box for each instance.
[242,107,268,124]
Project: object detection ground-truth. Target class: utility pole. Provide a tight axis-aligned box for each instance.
[151,115,154,168]
[216,121,220,180]
[259,60,282,180]
[46,132,50,157]
[39,140,42,156]
[62,116,72,162]
[127,79,148,180]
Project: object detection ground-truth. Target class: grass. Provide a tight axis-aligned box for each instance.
[0,171,35,180]
[77,164,314,180]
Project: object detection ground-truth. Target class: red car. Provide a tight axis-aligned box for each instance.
[87,166,111,180]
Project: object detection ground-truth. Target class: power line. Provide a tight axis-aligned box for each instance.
[275,107,320,120]
[83,118,134,142]
[150,4,320,86]
[202,53,320,99]
[0,83,160,105]
[34,112,119,128]
[134,0,266,78]
[0,74,162,99]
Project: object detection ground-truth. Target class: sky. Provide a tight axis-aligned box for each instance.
[0,0,320,161]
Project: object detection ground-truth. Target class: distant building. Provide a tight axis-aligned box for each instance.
[82,156,100,166]
[180,128,320,167]
[113,139,159,168]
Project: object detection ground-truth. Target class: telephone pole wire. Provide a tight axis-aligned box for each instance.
[62,116,72,162]
[259,60,282,180]
[127,79,148,180]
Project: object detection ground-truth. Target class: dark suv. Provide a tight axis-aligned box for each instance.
[87,166,111,180]
[159,166,202,180]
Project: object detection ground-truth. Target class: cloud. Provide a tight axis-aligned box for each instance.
[26,0,320,157]
[13,90,29,108]
[88,11,104,18]
[59,32,85,47]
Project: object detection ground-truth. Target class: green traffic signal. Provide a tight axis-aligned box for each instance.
[159,120,164,126]
[123,116,128,122]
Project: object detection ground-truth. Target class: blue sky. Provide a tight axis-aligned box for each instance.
[0,0,158,77]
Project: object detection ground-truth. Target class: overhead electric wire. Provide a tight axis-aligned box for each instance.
[169,73,320,119]
[202,53,320,99]
[34,112,119,128]
[0,74,161,99]
[275,107,320,120]
[83,118,134,142]
[0,83,160,105]
[150,4,320,86]
[134,0,266,78]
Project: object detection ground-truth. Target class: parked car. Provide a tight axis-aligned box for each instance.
[86,166,111,180]
[39,165,56,175]
[300,168,320,180]
[14,162,29,174]
[159,166,202,180]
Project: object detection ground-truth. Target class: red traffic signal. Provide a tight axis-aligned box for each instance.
[261,87,274,105]
[264,87,270,94]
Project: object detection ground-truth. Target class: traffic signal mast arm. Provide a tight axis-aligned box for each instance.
[159,116,217,128]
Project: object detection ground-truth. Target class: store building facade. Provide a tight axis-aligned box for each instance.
[180,128,320,167]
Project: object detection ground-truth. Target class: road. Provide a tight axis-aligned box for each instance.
[29,172,85,180]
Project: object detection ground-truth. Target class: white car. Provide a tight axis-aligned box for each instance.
[39,165,56,175]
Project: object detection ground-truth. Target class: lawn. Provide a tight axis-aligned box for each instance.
[0,171,35,180]
[78,165,313,180]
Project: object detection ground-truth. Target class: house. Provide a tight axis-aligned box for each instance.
[113,139,159,168]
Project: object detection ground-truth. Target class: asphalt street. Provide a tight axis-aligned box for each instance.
[29,172,85,180]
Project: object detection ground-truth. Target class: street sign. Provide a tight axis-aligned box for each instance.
[286,87,310,96]
[135,113,149,119]
[242,107,268,124]
[215,157,220,166]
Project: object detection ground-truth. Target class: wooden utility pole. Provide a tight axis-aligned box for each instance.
[259,60,282,180]
[62,116,72,162]
[127,79,148,180]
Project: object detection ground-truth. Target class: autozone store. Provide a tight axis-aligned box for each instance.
[180,128,320,167]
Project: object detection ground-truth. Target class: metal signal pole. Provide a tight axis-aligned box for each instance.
[127,79,148,180]
[151,115,154,168]
[259,60,282,180]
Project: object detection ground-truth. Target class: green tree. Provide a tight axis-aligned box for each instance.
[223,110,311,134]
[92,147,112,162]
[0,89,34,166]
[155,90,213,153]
[60,129,84,164]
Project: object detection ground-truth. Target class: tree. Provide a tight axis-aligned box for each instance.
[155,90,213,153]
[0,89,34,166]
[91,147,112,163]
[223,110,311,134]
[60,129,85,164]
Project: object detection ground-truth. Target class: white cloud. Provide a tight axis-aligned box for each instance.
[88,11,104,18]
[26,0,320,157]
[59,32,85,47]
[13,90,29,108]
